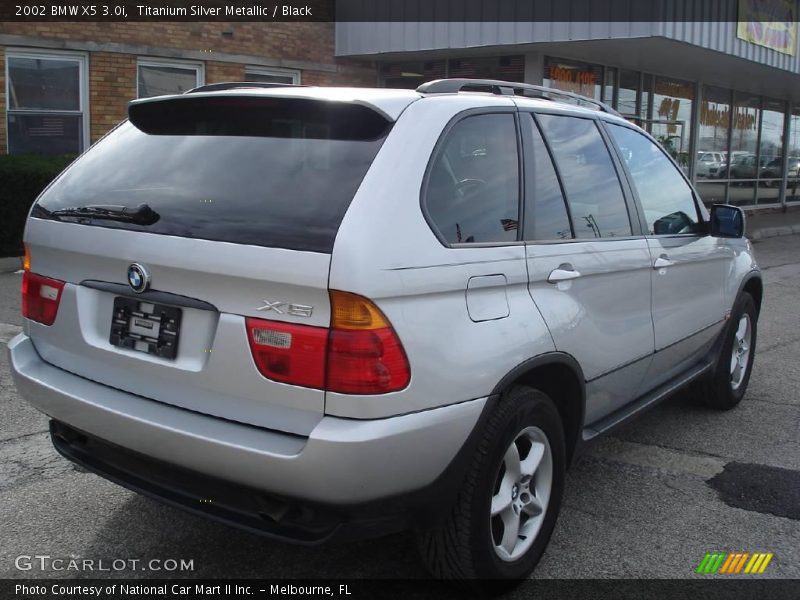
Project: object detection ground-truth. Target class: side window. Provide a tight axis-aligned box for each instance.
[537,114,632,239]
[425,114,520,244]
[522,115,573,240]
[607,123,701,235]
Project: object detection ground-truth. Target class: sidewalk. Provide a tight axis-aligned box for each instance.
[745,206,800,241]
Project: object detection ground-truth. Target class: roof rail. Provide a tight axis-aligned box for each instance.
[416,78,620,117]
[185,81,306,94]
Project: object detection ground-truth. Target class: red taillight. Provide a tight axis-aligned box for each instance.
[22,271,65,326]
[245,291,411,395]
[245,318,328,389]
[326,327,410,394]
[326,291,410,394]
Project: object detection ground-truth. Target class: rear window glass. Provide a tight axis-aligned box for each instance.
[34,96,391,253]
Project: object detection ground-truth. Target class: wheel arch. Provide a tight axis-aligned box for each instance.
[489,352,586,466]
[741,272,763,316]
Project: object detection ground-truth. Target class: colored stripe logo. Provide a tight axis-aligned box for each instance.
[697,552,773,574]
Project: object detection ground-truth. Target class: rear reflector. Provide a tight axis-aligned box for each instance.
[246,318,327,389]
[22,271,65,326]
[245,291,410,395]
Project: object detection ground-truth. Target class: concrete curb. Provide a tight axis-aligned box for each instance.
[0,257,22,273]
[748,224,800,241]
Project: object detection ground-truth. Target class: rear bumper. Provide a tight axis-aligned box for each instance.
[8,333,485,510]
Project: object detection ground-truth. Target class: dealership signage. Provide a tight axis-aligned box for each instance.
[701,102,758,131]
[737,0,797,56]
[547,65,596,97]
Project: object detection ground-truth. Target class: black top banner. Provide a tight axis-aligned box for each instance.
[0,0,792,23]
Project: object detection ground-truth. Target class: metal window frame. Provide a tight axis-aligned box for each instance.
[136,57,205,99]
[5,47,90,154]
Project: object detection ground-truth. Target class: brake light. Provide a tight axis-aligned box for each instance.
[245,291,410,395]
[326,291,410,394]
[22,271,65,326]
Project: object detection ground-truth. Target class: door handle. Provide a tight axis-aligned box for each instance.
[547,267,582,283]
[653,256,675,269]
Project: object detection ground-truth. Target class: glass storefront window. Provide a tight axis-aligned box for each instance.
[787,105,800,203]
[618,70,640,118]
[696,86,731,204]
[757,98,786,204]
[603,67,617,107]
[381,52,796,208]
[381,56,523,89]
[642,74,653,121]
[543,57,602,100]
[651,77,694,175]
[727,93,760,206]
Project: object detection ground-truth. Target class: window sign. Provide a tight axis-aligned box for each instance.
[544,58,602,100]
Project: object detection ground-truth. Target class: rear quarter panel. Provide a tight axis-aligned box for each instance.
[327,96,556,419]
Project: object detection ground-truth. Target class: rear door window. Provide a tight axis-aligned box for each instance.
[33,96,391,253]
[537,114,632,239]
[521,115,573,241]
[424,113,520,244]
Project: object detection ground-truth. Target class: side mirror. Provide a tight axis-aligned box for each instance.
[709,204,745,238]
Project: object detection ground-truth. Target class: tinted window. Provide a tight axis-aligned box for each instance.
[523,116,572,240]
[7,56,80,110]
[34,97,390,253]
[607,124,701,235]
[537,115,631,239]
[138,64,199,98]
[425,114,519,244]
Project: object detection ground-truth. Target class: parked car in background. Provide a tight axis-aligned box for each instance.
[728,154,770,182]
[760,156,800,185]
[696,151,724,177]
[716,151,749,178]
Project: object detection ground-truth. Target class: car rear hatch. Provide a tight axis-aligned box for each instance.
[23,89,412,436]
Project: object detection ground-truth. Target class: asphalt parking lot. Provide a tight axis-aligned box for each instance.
[1,235,798,585]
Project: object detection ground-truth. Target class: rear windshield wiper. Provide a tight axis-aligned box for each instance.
[43,203,160,225]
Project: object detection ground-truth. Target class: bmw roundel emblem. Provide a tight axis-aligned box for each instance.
[127,263,150,293]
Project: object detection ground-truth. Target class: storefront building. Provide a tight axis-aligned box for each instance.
[337,3,800,210]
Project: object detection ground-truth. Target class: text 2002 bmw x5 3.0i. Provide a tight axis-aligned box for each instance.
[8,79,761,587]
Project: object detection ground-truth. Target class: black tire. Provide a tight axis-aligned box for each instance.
[416,386,566,590]
[694,293,757,410]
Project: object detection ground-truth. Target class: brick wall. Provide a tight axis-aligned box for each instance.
[89,53,136,142]
[0,22,377,151]
[2,22,341,66]
[206,60,245,84]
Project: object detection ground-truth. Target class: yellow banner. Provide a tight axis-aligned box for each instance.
[738,0,797,55]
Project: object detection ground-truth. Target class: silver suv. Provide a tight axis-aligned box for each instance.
[8,79,761,585]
